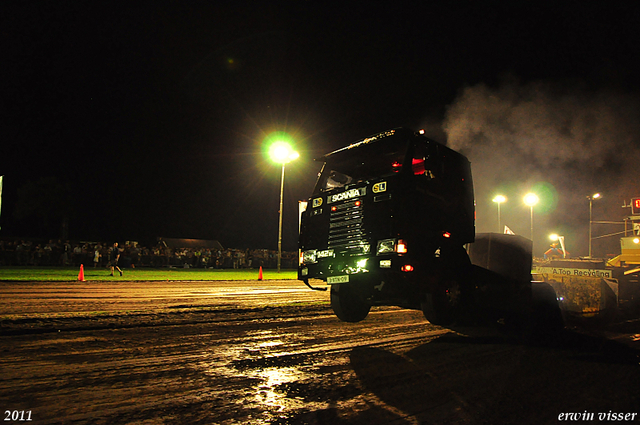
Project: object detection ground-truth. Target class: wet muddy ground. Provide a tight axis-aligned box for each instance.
[1,280,640,424]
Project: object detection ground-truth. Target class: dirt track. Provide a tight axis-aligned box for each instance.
[1,280,640,424]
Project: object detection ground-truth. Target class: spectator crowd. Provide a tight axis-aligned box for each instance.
[0,239,298,269]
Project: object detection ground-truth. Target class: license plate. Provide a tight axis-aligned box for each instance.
[327,275,349,284]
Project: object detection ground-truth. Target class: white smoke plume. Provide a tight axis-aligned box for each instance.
[443,78,640,256]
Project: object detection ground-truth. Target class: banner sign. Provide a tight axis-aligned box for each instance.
[538,267,612,279]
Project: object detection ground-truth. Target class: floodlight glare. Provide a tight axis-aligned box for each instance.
[269,141,298,164]
[264,132,299,272]
[549,234,559,241]
[524,193,539,207]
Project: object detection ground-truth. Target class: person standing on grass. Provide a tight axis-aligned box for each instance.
[109,242,123,276]
[93,244,101,268]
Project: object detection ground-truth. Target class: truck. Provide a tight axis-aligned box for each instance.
[298,128,562,330]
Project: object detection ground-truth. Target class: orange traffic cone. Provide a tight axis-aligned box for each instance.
[258,266,263,281]
[78,264,86,282]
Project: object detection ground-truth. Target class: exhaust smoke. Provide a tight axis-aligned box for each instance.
[442,78,640,256]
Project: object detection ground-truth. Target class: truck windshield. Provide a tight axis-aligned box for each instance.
[316,133,409,192]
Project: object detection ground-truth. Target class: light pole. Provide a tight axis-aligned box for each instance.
[492,195,506,233]
[267,139,299,272]
[587,193,601,258]
[524,193,539,242]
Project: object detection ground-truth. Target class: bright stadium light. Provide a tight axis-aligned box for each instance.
[266,134,299,272]
[269,141,299,164]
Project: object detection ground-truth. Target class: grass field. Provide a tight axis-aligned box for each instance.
[0,267,298,282]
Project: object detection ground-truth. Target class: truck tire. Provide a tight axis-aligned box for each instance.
[421,279,461,326]
[421,246,473,326]
[529,281,564,337]
[330,283,371,322]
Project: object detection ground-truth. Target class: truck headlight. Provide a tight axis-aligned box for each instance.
[396,239,408,254]
[302,249,317,264]
[376,238,396,255]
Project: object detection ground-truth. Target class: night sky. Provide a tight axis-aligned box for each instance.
[2,2,640,256]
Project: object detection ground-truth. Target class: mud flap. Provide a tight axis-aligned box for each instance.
[302,279,328,291]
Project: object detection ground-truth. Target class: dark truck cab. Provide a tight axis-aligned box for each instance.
[298,128,477,323]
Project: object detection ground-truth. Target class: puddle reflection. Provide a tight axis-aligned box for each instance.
[199,334,311,416]
[251,366,306,411]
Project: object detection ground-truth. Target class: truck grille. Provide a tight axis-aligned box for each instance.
[328,199,367,252]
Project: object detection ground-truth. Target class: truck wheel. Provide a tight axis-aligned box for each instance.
[530,281,564,336]
[421,280,461,326]
[330,284,371,322]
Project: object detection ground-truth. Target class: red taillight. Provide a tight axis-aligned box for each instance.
[412,158,425,175]
[401,264,414,272]
[396,239,408,254]
[442,231,451,238]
